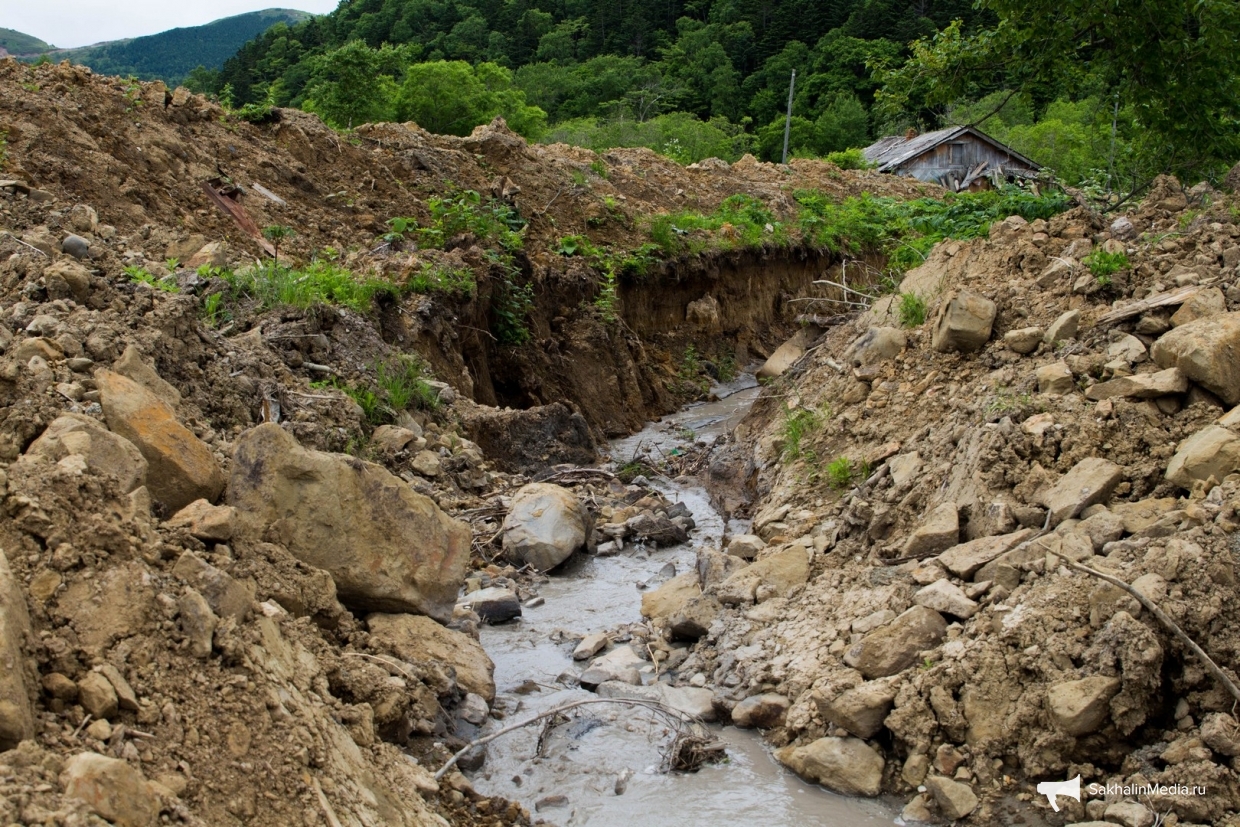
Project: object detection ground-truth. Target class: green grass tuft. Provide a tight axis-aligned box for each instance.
[898,292,927,327]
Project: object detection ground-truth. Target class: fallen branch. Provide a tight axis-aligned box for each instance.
[1,231,50,257]
[433,696,720,780]
[1048,550,1240,705]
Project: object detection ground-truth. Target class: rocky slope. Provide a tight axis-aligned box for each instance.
[631,174,1240,826]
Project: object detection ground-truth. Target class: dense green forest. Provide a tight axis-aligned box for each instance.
[195,0,1239,192]
[0,28,53,56]
[27,10,311,87]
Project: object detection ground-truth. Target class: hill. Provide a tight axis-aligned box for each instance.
[31,9,312,86]
[0,27,52,56]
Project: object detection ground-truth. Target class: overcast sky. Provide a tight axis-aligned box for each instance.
[4,1,341,49]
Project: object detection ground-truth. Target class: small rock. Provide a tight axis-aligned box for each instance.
[1107,334,1147,364]
[844,327,907,366]
[172,552,253,621]
[844,606,947,679]
[61,752,160,827]
[1036,361,1075,394]
[458,693,489,725]
[98,664,138,712]
[502,483,590,571]
[177,588,217,659]
[69,204,98,234]
[113,345,181,407]
[731,693,790,728]
[640,572,699,619]
[85,718,113,741]
[1110,216,1135,239]
[62,234,91,259]
[932,290,996,353]
[1047,675,1121,736]
[668,594,722,640]
[1004,327,1043,354]
[725,534,766,559]
[1170,286,1227,327]
[913,579,979,619]
[78,672,119,719]
[1200,712,1240,756]
[1105,800,1155,827]
[924,775,979,819]
[1085,368,1187,400]
[165,499,236,541]
[1044,310,1081,344]
[937,529,1032,579]
[42,673,79,701]
[1039,457,1124,525]
[816,681,895,739]
[573,632,608,660]
[411,450,442,477]
[457,587,522,623]
[776,737,885,797]
[903,502,959,556]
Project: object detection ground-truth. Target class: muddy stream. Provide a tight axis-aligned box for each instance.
[467,375,901,825]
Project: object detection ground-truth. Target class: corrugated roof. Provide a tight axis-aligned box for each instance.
[862,126,1040,173]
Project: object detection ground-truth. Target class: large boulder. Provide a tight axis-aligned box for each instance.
[844,606,947,679]
[844,327,907,367]
[366,613,495,701]
[0,548,34,751]
[228,423,470,620]
[932,290,996,353]
[95,369,224,511]
[731,693,790,728]
[776,737,885,797]
[60,752,160,827]
[501,483,591,572]
[716,546,809,605]
[757,330,809,379]
[924,775,979,819]
[816,681,896,739]
[640,572,700,620]
[1085,368,1187,400]
[903,502,959,556]
[1150,312,1240,405]
[937,529,1032,579]
[1038,457,1123,525]
[23,413,147,493]
[1165,425,1240,488]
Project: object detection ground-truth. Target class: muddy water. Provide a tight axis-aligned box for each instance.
[470,376,899,826]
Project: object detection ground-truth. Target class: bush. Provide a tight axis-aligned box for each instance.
[1085,249,1130,280]
[375,355,439,412]
[826,456,869,490]
[825,148,874,170]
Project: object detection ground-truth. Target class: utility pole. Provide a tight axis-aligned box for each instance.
[781,69,796,165]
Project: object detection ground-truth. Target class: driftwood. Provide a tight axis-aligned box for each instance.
[433,696,724,780]
[1095,285,1201,326]
[1047,550,1240,706]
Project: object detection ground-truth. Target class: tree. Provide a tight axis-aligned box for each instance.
[301,41,404,128]
[814,92,869,153]
[396,61,547,139]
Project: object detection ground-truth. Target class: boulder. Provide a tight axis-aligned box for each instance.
[1037,362,1075,394]
[725,534,766,559]
[844,327,907,367]
[937,529,1032,579]
[757,330,808,379]
[1108,334,1148,364]
[1047,675,1121,736]
[0,548,34,751]
[640,572,700,620]
[371,425,423,454]
[1200,712,1240,756]
[23,413,146,493]
[903,502,959,557]
[716,546,809,605]
[668,594,722,640]
[686,294,722,333]
[1085,368,1187,400]
[228,423,470,620]
[1038,457,1124,525]
[410,450,441,477]
[165,499,236,541]
[595,681,717,721]
[1150,312,1240,405]
[113,345,181,407]
[501,483,591,572]
[776,737,885,797]
[844,606,947,679]
[913,579,979,619]
[42,259,93,302]
[456,587,521,623]
[816,681,895,739]
[731,693,790,728]
[1165,425,1240,488]
[1170,286,1226,327]
[1004,327,1043,354]
[366,613,495,701]
[172,552,253,621]
[931,290,996,353]
[1044,310,1081,344]
[96,369,224,511]
[1104,801,1155,827]
[924,775,978,819]
[60,752,159,827]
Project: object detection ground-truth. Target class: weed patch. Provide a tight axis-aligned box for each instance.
[898,292,927,327]
[225,260,396,312]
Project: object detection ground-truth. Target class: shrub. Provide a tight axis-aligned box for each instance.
[375,355,439,412]
[826,456,855,489]
[123,265,178,293]
[825,148,875,170]
[1085,249,1130,280]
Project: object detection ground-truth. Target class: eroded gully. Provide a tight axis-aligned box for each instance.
[467,374,901,825]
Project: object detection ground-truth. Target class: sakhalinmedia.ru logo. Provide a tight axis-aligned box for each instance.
[1087,782,1208,797]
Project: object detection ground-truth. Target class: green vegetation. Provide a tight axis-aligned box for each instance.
[651,194,789,257]
[781,406,826,463]
[898,293,926,327]
[123,265,179,293]
[375,355,440,412]
[826,456,868,490]
[1085,249,1130,281]
[223,261,396,312]
[491,263,535,345]
[261,224,295,265]
[0,28,52,56]
[825,148,875,170]
[201,293,228,327]
[0,132,7,171]
[407,263,476,296]
[417,189,525,251]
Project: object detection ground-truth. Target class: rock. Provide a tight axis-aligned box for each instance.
[1108,334,1147,364]
[717,546,809,605]
[924,775,979,819]
[42,259,93,302]
[1039,457,1124,525]
[0,548,34,751]
[98,664,138,712]
[229,424,469,620]
[1037,256,1078,287]
[914,579,979,619]
[725,534,766,559]
[78,671,119,719]
[1200,712,1240,756]
[1047,675,1121,736]
[410,450,441,477]
[623,511,689,546]
[165,499,236,541]
[640,572,700,619]
[458,693,489,726]
[668,594,722,640]
[62,234,91,259]
[844,327,907,367]
[1004,327,1043,354]
[903,502,959,556]
[937,529,1032,579]
[501,483,591,572]
[816,681,895,738]
[732,693,790,728]
[12,336,62,362]
[113,345,181,407]
[596,681,717,721]
[185,241,229,271]
[456,587,521,623]
[166,234,208,261]
[844,606,947,679]
[366,613,495,701]
[172,552,253,621]
[177,588,217,658]
[23,413,147,493]
[685,294,722,332]
[1104,801,1155,827]
[757,330,808,379]
[1170,286,1227,326]
[1037,361,1075,394]
[932,290,996,353]
[888,452,922,487]
[902,794,935,823]
[61,752,159,827]
[96,369,224,511]
[1110,216,1136,239]
[776,737,885,797]
[69,204,98,233]
[1165,425,1240,488]
[1085,368,1187,400]
[371,425,422,453]
[572,632,608,661]
[1044,310,1081,344]
[1150,312,1240,405]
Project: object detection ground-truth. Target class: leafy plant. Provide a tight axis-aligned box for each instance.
[491,264,534,345]
[224,260,395,312]
[716,354,738,383]
[123,265,179,293]
[782,406,825,463]
[418,189,525,251]
[1085,249,1130,280]
[407,263,475,296]
[595,267,619,323]
[556,234,597,257]
[201,292,228,327]
[824,148,875,170]
[262,224,295,265]
[375,355,440,412]
[165,257,181,271]
[382,217,418,247]
[826,456,858,490]
[898,292,927,327]
[590,159,609,179]
[0,132,7,171]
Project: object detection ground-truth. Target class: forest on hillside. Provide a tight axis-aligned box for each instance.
[192,0,1240,195]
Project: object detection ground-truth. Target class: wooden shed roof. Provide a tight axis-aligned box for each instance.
[862,126,1040,174]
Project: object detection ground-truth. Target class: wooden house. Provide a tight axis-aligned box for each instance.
[862,126,1040,191]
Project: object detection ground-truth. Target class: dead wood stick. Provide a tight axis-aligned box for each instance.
[1048,550,1240,705]
[434,696,698,780]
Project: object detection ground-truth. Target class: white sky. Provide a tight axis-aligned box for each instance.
[3,1,341,49]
